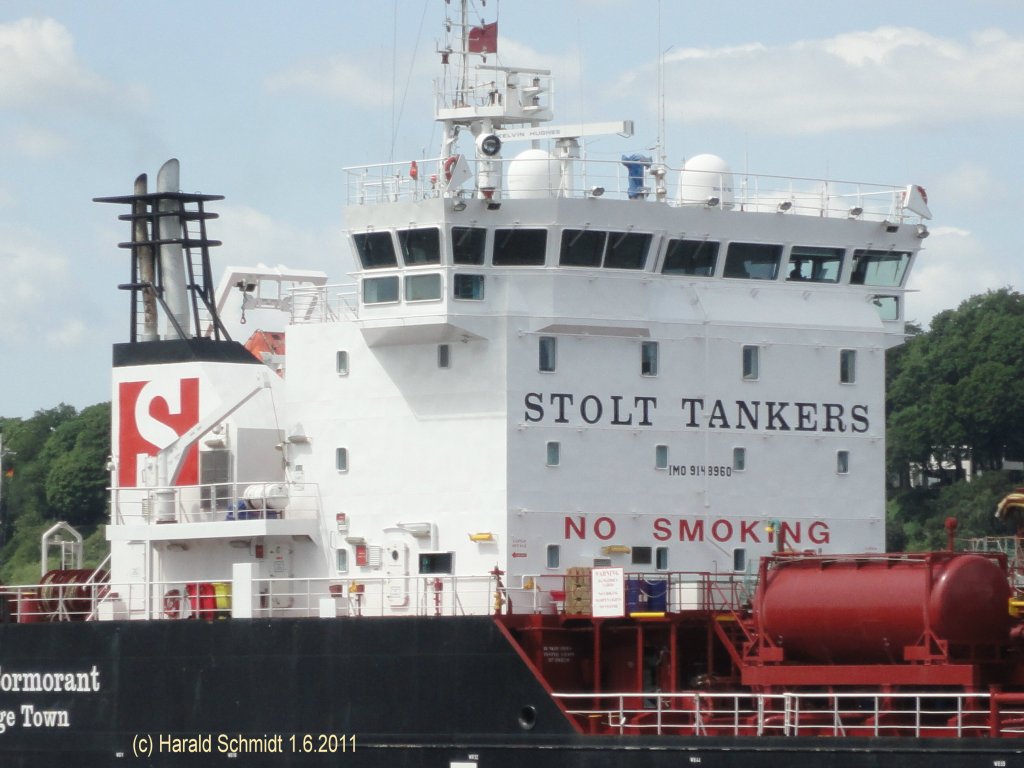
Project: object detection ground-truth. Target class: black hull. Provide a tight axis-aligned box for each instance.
[1,616,1022,767]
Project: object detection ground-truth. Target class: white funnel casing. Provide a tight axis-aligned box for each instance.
[156,159,189,339]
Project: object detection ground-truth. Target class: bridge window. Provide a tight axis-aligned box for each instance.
[363,275,399,303]
[335,448,348,472]
[786,246,844,283]
[336,549,348,573]
[851,249,911,287]
[336,350,349,376]
[560,229,605,267]
[452,226,486,265]
[724,242,783,280]
[872,295,899,321]
[405,273,442,301]
[605,232,651,270]
[494,228,546,266]
[453,273,485,300]
[662,238,719,276]
[438,344,450,369]
[353,231,398,269]
[398,227,441,265]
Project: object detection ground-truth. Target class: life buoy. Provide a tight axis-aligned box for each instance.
[163,588,183,620]
[409,160,418,180]
[443,155,459,181]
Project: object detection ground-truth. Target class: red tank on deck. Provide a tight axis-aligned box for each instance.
[753,552,1011,664]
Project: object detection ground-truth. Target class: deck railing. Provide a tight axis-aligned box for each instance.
[343,156,915,222]
[554,690,1024,739]
[109,481,321,526]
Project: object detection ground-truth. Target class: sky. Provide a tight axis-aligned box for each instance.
[1,0,1022,418]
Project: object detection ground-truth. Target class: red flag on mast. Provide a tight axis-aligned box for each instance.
[468,22,497,54]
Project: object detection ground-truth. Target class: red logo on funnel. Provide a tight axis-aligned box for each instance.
[118,378,200,487]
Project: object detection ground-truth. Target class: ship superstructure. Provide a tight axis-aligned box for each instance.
[16,4,1024,767]
[90,1,929,620]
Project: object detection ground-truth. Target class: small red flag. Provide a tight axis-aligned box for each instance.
[468,22,497,54]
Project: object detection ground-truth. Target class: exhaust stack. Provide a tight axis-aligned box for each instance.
[156,159,190,339]
[132,173,159,342]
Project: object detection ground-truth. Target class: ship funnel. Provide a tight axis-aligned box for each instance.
[156,159,190,339]
[132,173,159,341]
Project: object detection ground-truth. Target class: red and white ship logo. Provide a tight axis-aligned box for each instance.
[117,378,200,487]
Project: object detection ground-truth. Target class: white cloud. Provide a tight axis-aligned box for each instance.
[904,225,1006,326]
[0,18,115,112]
[265,54,393,108]
[932,161,1004,211]
[640,26,1024,134]
[0,226,76,343]
[9,125,70,157]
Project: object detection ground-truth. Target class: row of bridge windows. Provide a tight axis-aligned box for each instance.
[353,226,911,287]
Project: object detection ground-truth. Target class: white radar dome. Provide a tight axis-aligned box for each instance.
[506,149,557,200]
[678,153,734,209]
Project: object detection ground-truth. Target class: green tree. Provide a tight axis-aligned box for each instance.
[888,289,1024,484]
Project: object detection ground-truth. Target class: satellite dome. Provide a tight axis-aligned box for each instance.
[507,149,557,200]
[678,153,734,208]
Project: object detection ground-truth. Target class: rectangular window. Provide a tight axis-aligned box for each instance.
[840,349,856,384]
[452,226,487,265]
[655,445,668,470]
[398,227,441,265]
[872,295,899,321]
[641,341,659,376]
[546,544,560,569]
[632,546,653,566]
[352,231,398,269]
[539,336,556,372]
[850,249,912,287]
[336,350,349,376]
[363,275,399,304]
[336,549,349,573]
[560,229,606,267]
[723,242,783,280]
[453,273,485,300]
[837,450,850,474]
[438,344,450,369]
[733,548,746,572]
[418,552,454,574]
[405,273,442,301]
[733,447,746,471]
[335,448,348,472]
[493,228,547,266]
[593,557,612,567]
[546,441,560,467]
[786,246,844,283]
[604,232,652,270]
[662,238,719,276]
[655,547,669,571]
[742,345,759,380]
